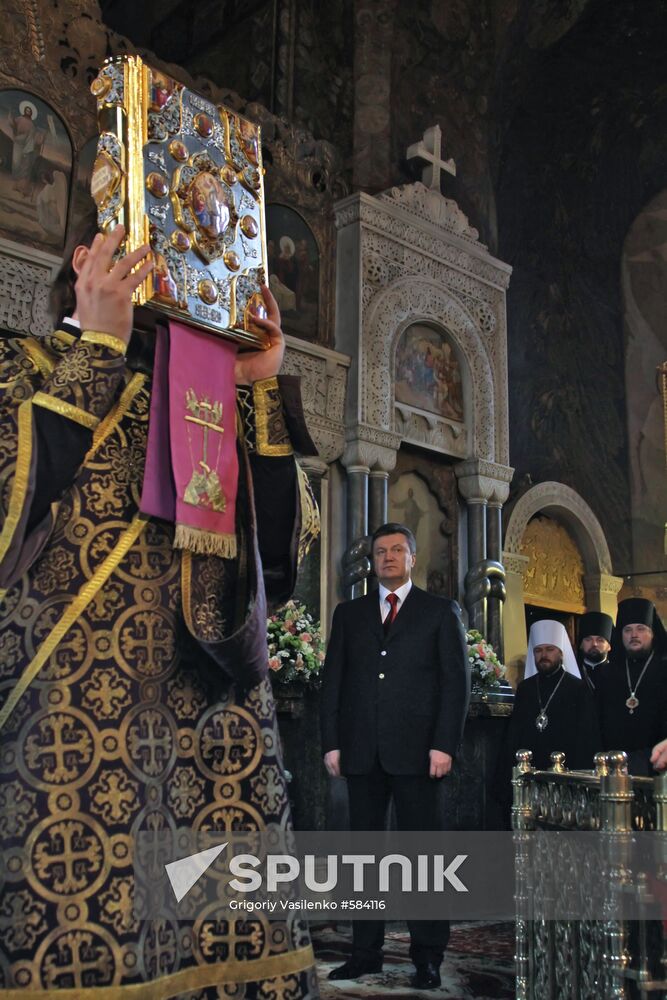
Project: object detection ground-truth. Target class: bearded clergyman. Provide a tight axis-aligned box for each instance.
[597,598,667,775]
[496,619,600,816]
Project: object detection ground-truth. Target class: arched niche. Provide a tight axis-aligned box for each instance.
[502,481,623,684]
[363,276,500,463]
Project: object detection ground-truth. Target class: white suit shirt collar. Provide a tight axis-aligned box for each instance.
[378,579,412,620]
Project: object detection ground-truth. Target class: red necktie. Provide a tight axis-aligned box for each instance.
[384,592,399,633]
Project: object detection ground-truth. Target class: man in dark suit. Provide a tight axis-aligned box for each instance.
[320,522,470,991]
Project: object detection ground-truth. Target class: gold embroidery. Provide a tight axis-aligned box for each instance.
[0,514,149,733]
[32,391,99,430]
[50,328,77,347]
[80,330,128,357]
[87,373,147,459]
[0,944,315,998]
[253,377,293,457]
[0,400,33,568]
[183,388,226,513]
[181,548,194,632]
[22,339,55,378]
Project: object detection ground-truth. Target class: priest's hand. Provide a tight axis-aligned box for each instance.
[651,738,667,771]
[429,749,452,778]
[323,750,341,777]
[234,285,285,384]
[74,224,154,346]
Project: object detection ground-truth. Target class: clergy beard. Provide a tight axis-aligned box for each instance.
[537,659,563,676]
[627,647,652,664]
[583,650,606,664]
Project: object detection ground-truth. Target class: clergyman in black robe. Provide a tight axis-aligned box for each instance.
[496,619,601,820]
[577,610,614,695]
[597,598,667,776]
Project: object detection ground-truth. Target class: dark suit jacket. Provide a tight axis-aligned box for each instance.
[320,585,470,775]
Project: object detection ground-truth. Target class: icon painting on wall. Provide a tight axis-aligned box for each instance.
[266,204,319,341]
[0,89,72,251]
[395,323,464,422]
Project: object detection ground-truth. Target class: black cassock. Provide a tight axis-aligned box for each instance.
[495,669,601,818]
[597,654,667,775]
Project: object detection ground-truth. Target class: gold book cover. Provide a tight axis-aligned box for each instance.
[90,55,269,348]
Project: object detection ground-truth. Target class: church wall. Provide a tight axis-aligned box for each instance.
[495,1,667,573]
[622,190,667,581]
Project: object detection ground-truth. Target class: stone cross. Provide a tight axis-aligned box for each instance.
[406,125,456,192]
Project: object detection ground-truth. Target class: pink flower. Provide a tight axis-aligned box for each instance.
[269,657,281,671]
[301,633,312,643]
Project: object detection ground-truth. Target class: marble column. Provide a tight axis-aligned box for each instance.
[456,459,513,642]
[486,501,504,651]
[466,499,488,633]
[368,470,389,534]
[344,464,370,599]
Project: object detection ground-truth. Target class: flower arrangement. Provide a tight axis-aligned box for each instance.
[466,629,507,690]
[267,600,325,687]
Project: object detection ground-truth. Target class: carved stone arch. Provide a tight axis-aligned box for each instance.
[504,481,612,576]
[363,276,497,462]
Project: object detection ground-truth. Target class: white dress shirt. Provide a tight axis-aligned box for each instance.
[378,579,412,623]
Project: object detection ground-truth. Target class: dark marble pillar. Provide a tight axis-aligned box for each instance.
[466,499,488,633]
[368,470,388,534]
[486,501,504,652]
[346,465,369,598]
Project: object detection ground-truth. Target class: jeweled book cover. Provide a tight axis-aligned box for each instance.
[90,55,268,347]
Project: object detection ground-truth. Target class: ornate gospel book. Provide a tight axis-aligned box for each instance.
[90,55,268,347]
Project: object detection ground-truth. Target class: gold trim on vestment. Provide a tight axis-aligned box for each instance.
[51,328,78,347]
[181,548,193,631]
[0,944,314,998]
[80,329,129,356]
[32,390,100,430]
[253,376,293,457]
[22,338,55,378]
[296,461,321,563]
[0,514,148,733]
[87,372,147,460]
[0,399,33,568]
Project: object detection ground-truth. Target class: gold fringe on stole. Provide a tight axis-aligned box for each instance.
[0,400,33,567]
[0,944,315,999]
[0,514,148,733]
[174,521,237,558]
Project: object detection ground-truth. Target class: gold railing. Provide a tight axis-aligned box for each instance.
[513,749,667,999]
